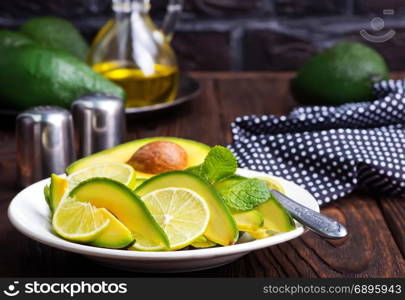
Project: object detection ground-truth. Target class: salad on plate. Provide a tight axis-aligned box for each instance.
[44,137,296,251]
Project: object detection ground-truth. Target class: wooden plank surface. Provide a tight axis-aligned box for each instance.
[0,72,404,277]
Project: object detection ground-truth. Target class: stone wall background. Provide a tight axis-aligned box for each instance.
[1,0,405,71]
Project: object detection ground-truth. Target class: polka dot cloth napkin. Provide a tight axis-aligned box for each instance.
[229,79,405,206]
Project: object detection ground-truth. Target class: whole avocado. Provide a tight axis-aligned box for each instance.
[291,42,389,105]
[20,16,89,61]
[0,45,125,109]
[0,29,35,50]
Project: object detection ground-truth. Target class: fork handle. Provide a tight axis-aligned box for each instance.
[270,189,348,239]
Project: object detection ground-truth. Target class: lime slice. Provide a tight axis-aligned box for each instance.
[68,163,136,190]
[134,187,210,251]
[52,198,110,242]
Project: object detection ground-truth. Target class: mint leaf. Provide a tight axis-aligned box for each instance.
[217,178,270,211]
[203,146,238,183]
[185,145,237,184]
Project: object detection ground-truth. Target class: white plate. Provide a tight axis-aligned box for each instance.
[8,169,319,273]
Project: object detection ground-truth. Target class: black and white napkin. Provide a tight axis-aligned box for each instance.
[229,79,405,206]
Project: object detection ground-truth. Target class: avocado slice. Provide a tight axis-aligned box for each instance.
[67,137,210,179]
[48,174,69,213]
[256,193,295,232]
[136,171,239,246]
[244,228,274,240]
[91,208,134,249]
[70,178,169,250]
[214,175,245,190]
[133,178,146,189]
[191,236,217,248]
[232,210,264,232]
[43,185,52,212]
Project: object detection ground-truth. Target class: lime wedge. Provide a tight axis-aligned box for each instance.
[52,198,109,242]
[134,187,210,251]
[68,163,136,189]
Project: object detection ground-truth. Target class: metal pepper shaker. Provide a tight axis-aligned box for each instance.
[71,93,126,158]
[16,106,76,187]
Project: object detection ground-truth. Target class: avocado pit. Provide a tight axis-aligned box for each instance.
[127,141,188,174]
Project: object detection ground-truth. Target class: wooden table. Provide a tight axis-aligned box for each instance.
[1,72,404,277]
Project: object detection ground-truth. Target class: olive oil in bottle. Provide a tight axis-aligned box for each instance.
[93,62,179,107]
[87,0,182,108]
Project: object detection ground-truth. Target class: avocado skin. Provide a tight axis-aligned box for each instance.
[0,29,35,50]
[292,42,389,105]
[0,45,125,109]
[20,16,89,61]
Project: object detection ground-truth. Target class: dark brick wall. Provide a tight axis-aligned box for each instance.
[1,0,405,71]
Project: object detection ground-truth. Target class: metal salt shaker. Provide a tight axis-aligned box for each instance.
[16,106,76,187]
[71,94,126,158]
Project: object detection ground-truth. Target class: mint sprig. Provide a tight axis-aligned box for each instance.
[187,145,270,211]
[187,145,237,184]
[216,178,270,211]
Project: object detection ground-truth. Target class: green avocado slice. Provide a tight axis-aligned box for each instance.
[66,137,210,179]
[232,210,264,232]
[90,208,134,249]
[256,193,295,232]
